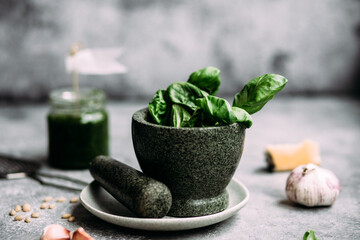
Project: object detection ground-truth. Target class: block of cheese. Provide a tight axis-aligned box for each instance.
[265,139,321,171]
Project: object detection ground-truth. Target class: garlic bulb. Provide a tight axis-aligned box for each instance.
[285,163,341,207]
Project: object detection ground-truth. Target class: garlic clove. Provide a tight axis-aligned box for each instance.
[71,227,95,240]
[285,163,341,207]
[40,224,71,240]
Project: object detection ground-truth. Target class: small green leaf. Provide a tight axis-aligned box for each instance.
[169,104,191,127]
[233,74,288,114]
[196,95,233,124]
[195,95,252,128]
[188,66,221,95]
[303,230,318,240]
[231,107,252,128]
[167,82,208,110]
[148,89,170,125]
[181,108,206,127]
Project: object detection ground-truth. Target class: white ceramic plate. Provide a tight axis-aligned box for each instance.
[80,178,249,231]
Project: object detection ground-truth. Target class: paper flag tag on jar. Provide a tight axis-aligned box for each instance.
[65,47,128,75]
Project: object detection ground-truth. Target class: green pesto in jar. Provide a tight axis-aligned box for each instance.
[47,88,109,169]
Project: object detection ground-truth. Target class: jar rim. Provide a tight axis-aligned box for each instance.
[49,87,106,111]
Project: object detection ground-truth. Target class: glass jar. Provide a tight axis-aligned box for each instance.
[47,88,109,169]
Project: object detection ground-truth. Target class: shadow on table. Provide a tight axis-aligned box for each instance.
[71,204,237,239]
[253,167,272,174]
[277,199,333,212]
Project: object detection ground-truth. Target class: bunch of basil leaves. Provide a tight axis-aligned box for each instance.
[148,66,287,128]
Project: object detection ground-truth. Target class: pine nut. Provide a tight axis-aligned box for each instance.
[61,213,72,219]
[24,217,31,223]
[14,205,21,212]
[70,197,79,203]
[68,216,75,222]
[48,204,55,209]
[40,203,47,209]
[14,215,24,221]
[57,197,67,203]
[31,212,40,218]
[9,209,16,216]
[44,196,53,202]
[22,203,32,212]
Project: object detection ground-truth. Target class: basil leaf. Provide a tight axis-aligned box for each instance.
[181,108,204,127]
[148,89,170,125]
[195,95,252,128]
[303,230,318,240]
[231,107,252,128]
[169,104,191,127]
[188,66,221,95]
[233,74,288,114]
[167,82,208,110]
[195,95,233,124]
[148,68,287,128]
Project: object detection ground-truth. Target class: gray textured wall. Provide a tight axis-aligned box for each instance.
[0,0,360,101]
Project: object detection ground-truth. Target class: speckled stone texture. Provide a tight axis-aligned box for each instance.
[89,156,172,218]
[132,108,246,217]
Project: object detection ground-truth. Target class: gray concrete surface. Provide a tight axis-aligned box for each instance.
[0,96,359,239]
[1,0,360,101]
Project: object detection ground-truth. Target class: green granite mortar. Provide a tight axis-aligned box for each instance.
[132,108,246,217]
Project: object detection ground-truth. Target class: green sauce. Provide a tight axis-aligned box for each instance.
[47,110,109,169]
[47,88,109,169]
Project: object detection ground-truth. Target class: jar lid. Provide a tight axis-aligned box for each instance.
[49,88,106,111]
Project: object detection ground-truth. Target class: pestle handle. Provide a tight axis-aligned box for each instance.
[89,156,172,218]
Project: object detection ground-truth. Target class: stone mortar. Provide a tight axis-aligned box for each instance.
[132,108,246,217]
